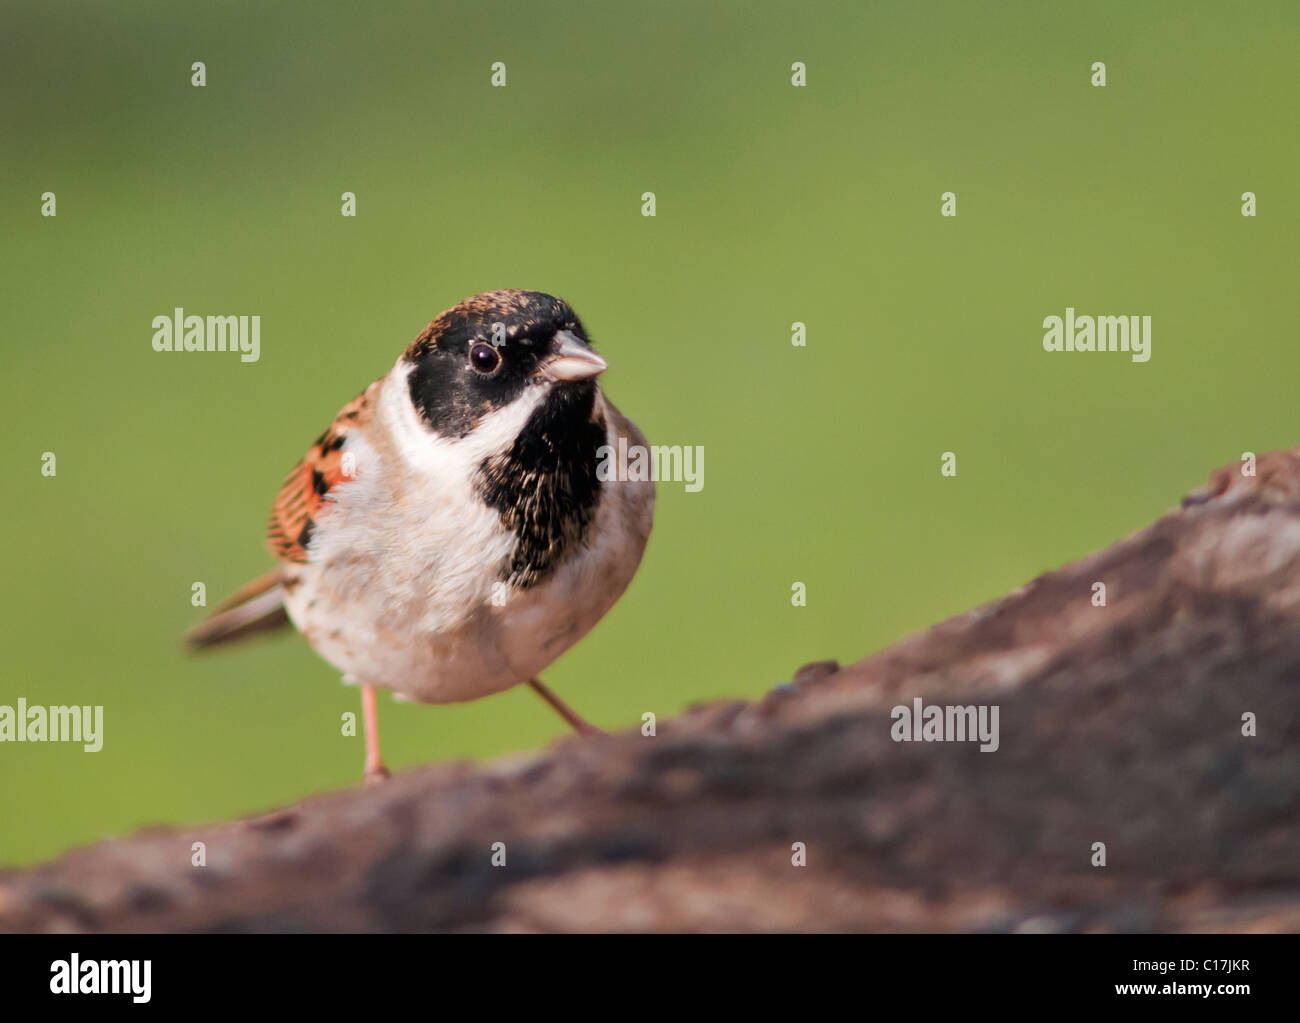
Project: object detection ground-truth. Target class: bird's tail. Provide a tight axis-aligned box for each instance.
[184,569,291,649]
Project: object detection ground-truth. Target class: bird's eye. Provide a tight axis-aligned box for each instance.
[469,341,502,375]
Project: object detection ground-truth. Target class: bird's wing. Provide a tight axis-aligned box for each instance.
[267,381,378,563]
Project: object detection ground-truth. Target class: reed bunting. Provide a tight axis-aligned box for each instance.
[187,290,655,782]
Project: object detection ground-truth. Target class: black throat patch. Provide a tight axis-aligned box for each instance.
[474,383,606,588]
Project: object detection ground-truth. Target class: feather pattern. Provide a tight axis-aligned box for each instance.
[267,381,380,562]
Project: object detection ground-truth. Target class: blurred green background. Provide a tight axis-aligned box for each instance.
[2,1,1297,865]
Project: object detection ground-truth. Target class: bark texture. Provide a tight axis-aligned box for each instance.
[3,450,1299,933]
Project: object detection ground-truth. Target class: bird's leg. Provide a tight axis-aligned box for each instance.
[527,677,605,737]
[361,683,390,785]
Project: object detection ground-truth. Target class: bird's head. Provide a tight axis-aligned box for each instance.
[403,289,607,440]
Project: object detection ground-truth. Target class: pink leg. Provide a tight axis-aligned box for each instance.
[362,684,390,785]
[527,677,605,737]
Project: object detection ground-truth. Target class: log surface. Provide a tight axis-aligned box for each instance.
[3,451,1299,933]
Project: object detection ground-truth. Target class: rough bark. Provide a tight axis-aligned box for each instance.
[3,450,1299,933]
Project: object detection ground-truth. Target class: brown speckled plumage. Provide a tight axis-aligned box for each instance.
[267,381,381,563]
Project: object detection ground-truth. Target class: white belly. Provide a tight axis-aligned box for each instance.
[284,488,651,702]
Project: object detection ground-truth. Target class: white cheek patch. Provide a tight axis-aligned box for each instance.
[382,359,550,479]
[306,367,527,626]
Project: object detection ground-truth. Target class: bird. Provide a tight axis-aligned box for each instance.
[186,289,655,783]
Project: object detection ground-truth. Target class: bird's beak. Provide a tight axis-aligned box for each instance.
[543,330,608,382]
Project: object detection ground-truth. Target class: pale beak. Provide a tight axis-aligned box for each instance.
[543,329,608,382]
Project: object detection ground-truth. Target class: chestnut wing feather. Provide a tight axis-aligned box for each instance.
[267,383,376,563]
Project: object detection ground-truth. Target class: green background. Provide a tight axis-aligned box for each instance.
[2,1,1296,865]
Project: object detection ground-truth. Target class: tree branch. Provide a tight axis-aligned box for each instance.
[3,449,1299,932]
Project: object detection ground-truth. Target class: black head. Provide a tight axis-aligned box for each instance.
[404,289,607,439]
